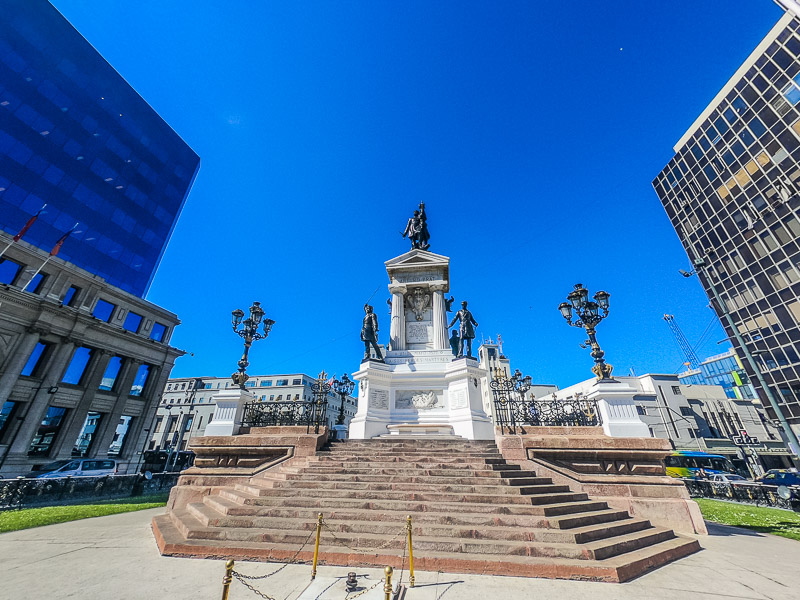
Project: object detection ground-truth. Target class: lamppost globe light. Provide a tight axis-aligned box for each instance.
[231,301,275,389]
[567,288,583,309]
[231,308,244,329]
[250,301,265,326]
[558,302,572,320]
[584,301,599,319]
[594,290,610,310]
[263,318,276,336]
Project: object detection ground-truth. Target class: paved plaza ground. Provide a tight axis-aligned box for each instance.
[1,507,798,600]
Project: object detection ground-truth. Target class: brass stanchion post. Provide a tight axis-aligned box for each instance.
[311,513,323,579]
[406,515,415,588]
[384,566,393,600]
[221,559,234,600]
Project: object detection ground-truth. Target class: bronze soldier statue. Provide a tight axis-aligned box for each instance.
[448,301,479,358]
[361,304,384,362]
[402,201,430,250]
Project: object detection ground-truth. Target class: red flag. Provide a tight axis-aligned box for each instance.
[49,223,78,257]
[12,204,46,242]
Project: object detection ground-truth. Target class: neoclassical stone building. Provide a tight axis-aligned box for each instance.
[0,232,184,476]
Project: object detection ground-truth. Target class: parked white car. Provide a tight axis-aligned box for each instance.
[708,473,751,484]
[32,459,118,478]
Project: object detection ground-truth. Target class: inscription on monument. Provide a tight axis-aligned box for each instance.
[450,389,468,409]
[395,271,440,284]
[368,388,389,410]
[406,323,430,343]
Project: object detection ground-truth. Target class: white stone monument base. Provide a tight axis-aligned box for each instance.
[203,388,255,437]
[349,352,495,440]
[588,380,651,438]
[385,423,455,437]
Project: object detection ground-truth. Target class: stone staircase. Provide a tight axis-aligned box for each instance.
[153,438,700,582]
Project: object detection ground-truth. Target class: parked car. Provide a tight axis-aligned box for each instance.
[25,458,118,478]
[756,470,800,487]
[708,473,751,484]
[139,450,194,475]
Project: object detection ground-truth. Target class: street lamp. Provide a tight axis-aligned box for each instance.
[558,283,614,380]
[332,373,356,426]
[510,369,533,399]
[231,301,275,389]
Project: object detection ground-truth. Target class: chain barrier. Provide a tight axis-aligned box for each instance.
[220,514,417,599]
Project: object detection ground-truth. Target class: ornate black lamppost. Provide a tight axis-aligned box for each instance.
[558,284,613,380]
[332,373,356,426]
[231,301,275,389]
[509,369,533,400]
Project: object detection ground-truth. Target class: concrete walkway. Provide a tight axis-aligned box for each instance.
[1,507,798,600]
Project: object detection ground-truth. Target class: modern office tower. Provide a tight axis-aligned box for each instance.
[678,349,757,400]
[0,0,199,297]
[0,1,197,476]
[652,9,800,444]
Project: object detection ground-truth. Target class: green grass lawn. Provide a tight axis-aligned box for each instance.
[696,498,800,541]
[0,493,169,534]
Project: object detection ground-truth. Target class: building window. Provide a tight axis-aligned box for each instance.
[0,258,22,285]
[260,380,272,387]
[26,272,46,294]
[20,342,49,377]
[292,378,302,385]
[61,347,93,385]
[108,416,133,456]
[636,406,647,416]
[72,411,102,457]
[680,406,694,417]
[0,401,17,439]
[28,406,67,456]
[150,322,167,342]
[276,379,288,386]
[154,416,164,434]
[99,356,123,391]
[245,381,256,387]
[688,429,696,438]
[92,299,116,322]
[122,311,142,333]
[270,395,275,401]
[62,285,80,307]
[129,364,151,397]
[671,386,681,395]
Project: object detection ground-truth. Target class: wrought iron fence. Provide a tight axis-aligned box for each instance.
[491,374,601,433]
[683,478,800,512]
[241,400,328,434]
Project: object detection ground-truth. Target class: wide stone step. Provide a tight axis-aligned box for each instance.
[188,501,652,545]
[219,488,597,516]
[272,472,550,486]
[154,512,700,583]
[262,480,561,495]
[296,465,525,477]
[203,495,628,531]
[301,460,504,471]
[232,485,570,505]
[172,506,668,562]
[317,452,503,460]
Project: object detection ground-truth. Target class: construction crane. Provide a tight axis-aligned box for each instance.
[663,314,701,370]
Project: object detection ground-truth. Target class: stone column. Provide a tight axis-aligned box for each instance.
[388,283,407,351]
[430,285,448,350]
[0,328,43,406]
[127,363,173,466]
[9,338,78,455]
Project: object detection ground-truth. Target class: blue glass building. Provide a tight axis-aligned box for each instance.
[0,0,199,297]
[678,349,757,400]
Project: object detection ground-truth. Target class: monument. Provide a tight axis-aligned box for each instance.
[348,203,494,439]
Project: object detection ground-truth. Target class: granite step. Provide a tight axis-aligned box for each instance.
[263,479,557,494]
[187,501,652,544]
[230,484,581,505]
[268,472,550,486]
[202,494,629,530]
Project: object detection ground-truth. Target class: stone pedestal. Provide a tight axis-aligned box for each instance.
[349,249,494,440]
[587,380,650,438]
[203,388,255,437]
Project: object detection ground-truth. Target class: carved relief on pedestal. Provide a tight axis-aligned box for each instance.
[395,390,444,410]
[405,287,431,321]
[406,323,430,343]
[368,388,390,410]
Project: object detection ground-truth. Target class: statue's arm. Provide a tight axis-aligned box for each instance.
[448,316,458,328]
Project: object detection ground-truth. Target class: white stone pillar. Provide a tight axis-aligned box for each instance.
[431,286,448,350]
[204,388,255,436]
[388,284,406,351]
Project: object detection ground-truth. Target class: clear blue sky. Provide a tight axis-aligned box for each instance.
[52,1,785,386]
